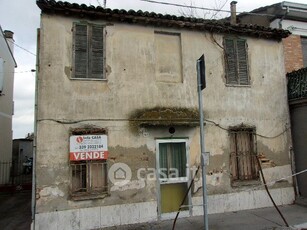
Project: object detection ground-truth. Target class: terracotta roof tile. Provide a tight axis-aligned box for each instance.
[36,0,290,40]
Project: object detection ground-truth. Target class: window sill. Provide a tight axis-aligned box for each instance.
[70,78,108,82]
[231,179,261,187]
[70,192,108,201]
[225,84,251,88]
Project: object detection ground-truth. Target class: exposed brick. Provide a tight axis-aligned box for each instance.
[283,35,304,73]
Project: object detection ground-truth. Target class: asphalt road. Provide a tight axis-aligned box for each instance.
[0,192,32,230]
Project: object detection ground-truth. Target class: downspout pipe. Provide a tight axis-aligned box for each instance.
[31,28,40,230]
[279,3,290,29]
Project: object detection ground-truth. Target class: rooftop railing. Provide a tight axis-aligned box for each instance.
[287,67,307,101]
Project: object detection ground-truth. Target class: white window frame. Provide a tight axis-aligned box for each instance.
[155,139,191,219]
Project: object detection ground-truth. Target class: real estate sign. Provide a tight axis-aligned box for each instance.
[69,135,108,161]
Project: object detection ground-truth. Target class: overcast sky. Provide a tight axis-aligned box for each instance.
[0,0,306,138]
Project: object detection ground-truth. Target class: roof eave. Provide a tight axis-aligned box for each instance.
[36,0,291,40]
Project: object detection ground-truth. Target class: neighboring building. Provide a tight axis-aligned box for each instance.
[35,0,294,228]
[238,1,307,73]
[287,67,307,198]
[12,135,33,175]
[0,26,17,184]
[238,1,307,199]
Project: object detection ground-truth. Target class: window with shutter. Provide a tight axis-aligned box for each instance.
[229,128,258,185]
[73,23,105,79]
[224,37,249,85]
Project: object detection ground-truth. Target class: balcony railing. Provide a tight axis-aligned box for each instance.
[287,67,307,100]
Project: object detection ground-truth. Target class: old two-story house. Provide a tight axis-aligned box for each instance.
[0,26,16,184]
[35,0,294,229]
[238,1,307,199]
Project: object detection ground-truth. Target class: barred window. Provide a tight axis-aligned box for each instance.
[224,37,249,85]
[73,23,105,79]
[71,160,108,198]
[229,128,258,183]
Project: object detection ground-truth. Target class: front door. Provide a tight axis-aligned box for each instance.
[156,139,190,218]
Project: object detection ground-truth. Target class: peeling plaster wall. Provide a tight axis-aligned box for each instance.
[36,13,293,225]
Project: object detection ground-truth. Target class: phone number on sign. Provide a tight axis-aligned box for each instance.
[79,144,104,150]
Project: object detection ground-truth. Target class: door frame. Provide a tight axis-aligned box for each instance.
[155,138,192,219]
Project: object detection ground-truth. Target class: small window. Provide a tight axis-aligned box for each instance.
[224,37,249,85]
[229,128,258,183]
[71,160,108,198]
[73,23,105,79]
[301,37,307,68]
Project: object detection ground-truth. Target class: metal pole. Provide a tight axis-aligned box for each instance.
[31,28,40,230]
[197,59,209,230]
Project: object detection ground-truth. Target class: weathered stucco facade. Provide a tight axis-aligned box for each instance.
[0,27,16,184]
[35,1,294,229]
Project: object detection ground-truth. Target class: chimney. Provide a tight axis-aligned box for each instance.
[3,30,14,53]
[230,1,238,25]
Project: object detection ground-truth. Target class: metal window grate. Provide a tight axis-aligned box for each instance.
[71,160,108,195]
[229,129,258,181]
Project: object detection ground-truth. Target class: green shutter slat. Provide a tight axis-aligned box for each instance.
[225,38,238,84]
[237,39,249,85]
[74,24,88,78]
[90,25,104,79]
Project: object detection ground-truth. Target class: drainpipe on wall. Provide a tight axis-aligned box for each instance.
[279,3,290,29]
[230,1,238,25]
[31,28,40,230]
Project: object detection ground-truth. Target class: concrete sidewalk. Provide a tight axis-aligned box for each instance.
[0,192,306,230]
[105,204,307,230]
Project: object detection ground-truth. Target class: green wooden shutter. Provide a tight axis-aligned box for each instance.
[90,25,104,79]
[237,39,249,85]
[74,24,88,78]
[225,38,238,84]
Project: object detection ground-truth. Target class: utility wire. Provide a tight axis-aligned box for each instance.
[181,167,307,209]
[0,70,36,74]
[172,165,200,230]
[39,117,290,139]
[256,155,289,227]
[0,33,36,56]
[140,0,278,17]
[12,41,36,56]
[96,0,102,7]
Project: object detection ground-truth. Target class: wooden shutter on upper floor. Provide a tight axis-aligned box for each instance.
[90,24,104,79]
[73,24,88,78]
[224,37,249,85]
[225,38,238,84]
[237,39,249,85]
